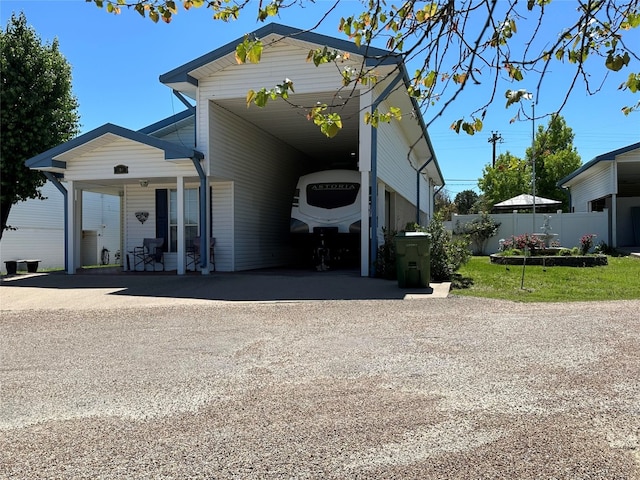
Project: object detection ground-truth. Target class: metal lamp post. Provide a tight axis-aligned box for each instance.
[522,91,537,232]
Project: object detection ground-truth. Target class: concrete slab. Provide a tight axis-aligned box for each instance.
[1,269,451,311]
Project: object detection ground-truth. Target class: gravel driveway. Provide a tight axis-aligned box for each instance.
[1,286,639,478]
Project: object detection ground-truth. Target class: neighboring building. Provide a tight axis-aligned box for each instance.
[1,182,121,271]
[558,142,640,248]
[24,23,444,276]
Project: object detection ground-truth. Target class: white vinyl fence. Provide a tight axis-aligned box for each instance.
[445,210,609,254]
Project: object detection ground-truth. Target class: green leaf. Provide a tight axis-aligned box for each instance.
[235,37,263,64]
[253,89,269,107]
[319,113,342,138]
[246,90,256,107]
[622,12,640,29]
[606,52,630,71]
[423,70,437,88]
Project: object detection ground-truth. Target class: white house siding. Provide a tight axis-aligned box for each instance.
[195,39,364,161]
[64,137,196,182]
[618,149,640,163]
[569,162,616,212]
[124,185,157,270]
[209,104,304,271]
[376,111,431,229]
[153,122,196,150]
[124,182,198,271]
[211,181,234,271]
[202,41,362,99]
[0,182,64,270]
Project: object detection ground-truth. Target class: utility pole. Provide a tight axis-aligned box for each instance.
[488,131,503,167]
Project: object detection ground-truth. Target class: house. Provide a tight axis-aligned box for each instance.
[558,142,640,248]
[24,23,444,276]
[0,182,120,271]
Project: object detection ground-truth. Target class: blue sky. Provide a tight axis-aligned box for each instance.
[2,0,639,197]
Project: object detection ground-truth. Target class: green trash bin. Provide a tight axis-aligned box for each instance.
[394,232,431,288]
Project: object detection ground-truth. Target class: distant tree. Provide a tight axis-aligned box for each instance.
[478,152,531,208]
[0,12,80,240]
[454,190,479,215]
[526,115,582,211]
[88,1,640,137]
[434,189,457,221]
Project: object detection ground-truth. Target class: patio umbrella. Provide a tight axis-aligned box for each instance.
[493,193,562,209]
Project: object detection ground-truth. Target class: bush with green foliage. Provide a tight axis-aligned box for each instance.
[375,228,397,279]
[426,214,471,281]
[580,234,596,255]
[456,212,501,255]
[376,215,470,282]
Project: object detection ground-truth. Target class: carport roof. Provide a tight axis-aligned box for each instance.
[159,22,401,91]
[157,22,445,186]
[25,123,204,171]
[558,141,640,187]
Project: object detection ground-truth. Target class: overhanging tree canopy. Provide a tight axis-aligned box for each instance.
[0,12,80,239]
[86,0,640,137]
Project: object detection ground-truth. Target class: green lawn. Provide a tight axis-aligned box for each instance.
[453,255,640,302]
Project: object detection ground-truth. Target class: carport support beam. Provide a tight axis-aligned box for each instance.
[369,73,404,277]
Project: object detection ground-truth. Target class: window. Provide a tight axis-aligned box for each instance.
[169,188,199,252]
[590,197,607,212]
[306,182,360,209]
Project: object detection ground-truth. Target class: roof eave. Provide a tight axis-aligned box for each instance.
[558,141,640,188]
[159,22,400,89]
[25,123,204,170]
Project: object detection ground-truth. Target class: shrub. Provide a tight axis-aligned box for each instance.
[426,212,471,281]
[457,213,501,255]
[499,234,545,255]
[375,228,397,279]
[580,234,596,255]
[375,214,471,282]
[594,240,615,255]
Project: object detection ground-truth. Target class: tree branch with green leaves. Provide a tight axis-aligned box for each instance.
[86,0,640,138]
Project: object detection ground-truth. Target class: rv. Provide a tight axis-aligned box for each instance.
[290,170,361,269]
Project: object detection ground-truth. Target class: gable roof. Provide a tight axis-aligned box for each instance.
[26,123,204,171]
[159,22,400,92]
[138,109,194,135]
[494,193,561,208]
[558,141,640,187]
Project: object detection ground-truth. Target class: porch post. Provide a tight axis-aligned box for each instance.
[201,177,211,275]
[66,180,77,274]
[75,187,83,271]
[359,88,372,277]
[611,194,617,248]
[177,176,186,275]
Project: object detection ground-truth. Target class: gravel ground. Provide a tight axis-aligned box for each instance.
[1,296,639,479]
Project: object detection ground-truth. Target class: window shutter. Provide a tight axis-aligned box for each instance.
[155,189,168,252]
